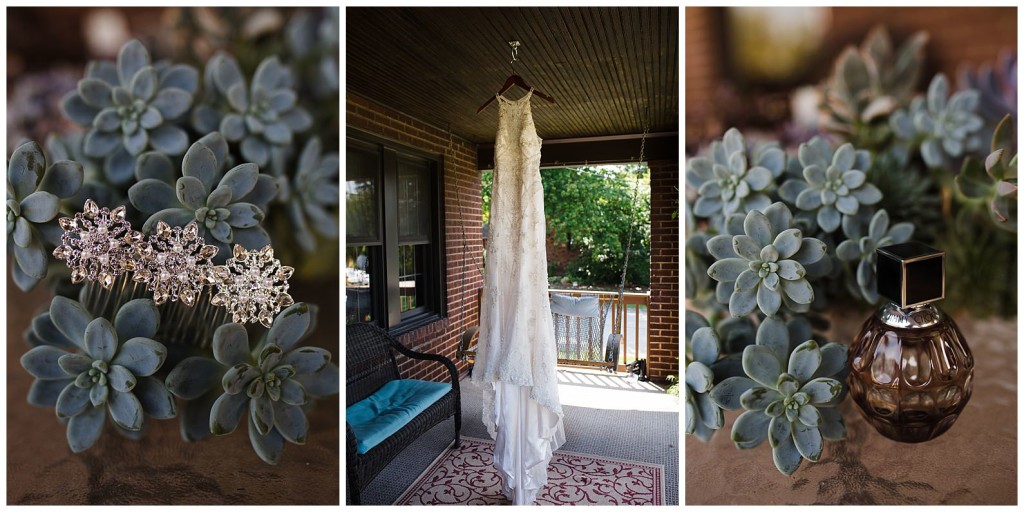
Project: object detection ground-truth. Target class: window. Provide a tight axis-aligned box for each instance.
[346,133,446,332]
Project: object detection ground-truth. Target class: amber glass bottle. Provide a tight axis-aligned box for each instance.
[848,242,974,443]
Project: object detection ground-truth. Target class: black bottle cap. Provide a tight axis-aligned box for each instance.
[876,242,945,308]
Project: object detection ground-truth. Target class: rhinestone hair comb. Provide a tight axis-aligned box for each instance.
[54,199,295,326]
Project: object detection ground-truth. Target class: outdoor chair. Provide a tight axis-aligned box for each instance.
[550,294,620,373]
[345,323,461,505]
[458,290,622,373]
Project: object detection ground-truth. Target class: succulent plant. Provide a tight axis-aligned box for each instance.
[954,114,1017,232]
[710,334,847,475]
[286,7,340,97]
[836,209,914,303]
[685,232,712,301]
[45,131,122,210]
[866,149,941,242]
[20,297,174,452]
[706,203,827,317]
[127,132,277,261]
[61,39,196,184]
[7,141,84,291]
[686,128,785,221]
[821,26,928,147]
[165,302,336,463]
[684,198,714,302]
[779,138,882,233]
[192,52,312,168]
[939,219,1017,318]
[890,74,984,169]
[685,313,723,441]
[281,137,339,252]
[958,51,1017,143]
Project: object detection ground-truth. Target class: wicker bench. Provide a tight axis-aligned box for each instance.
[345,323,461,505]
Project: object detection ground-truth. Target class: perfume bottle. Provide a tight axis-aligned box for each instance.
[848,242,974,443]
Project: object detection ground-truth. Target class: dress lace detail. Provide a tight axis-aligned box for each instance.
[472,90,565,504]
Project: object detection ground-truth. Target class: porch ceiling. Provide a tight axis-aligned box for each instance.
[346,7,678,144]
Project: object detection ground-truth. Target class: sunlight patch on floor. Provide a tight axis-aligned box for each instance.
[555,368,679,412]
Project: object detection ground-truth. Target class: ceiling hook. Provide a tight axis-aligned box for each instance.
[508,40,522,75]
[508,40,521,64]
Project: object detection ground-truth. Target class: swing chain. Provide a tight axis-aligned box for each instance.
[448,124,484,335]
[613,109,649,335]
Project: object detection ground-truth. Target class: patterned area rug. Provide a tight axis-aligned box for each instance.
[394,437,664,505]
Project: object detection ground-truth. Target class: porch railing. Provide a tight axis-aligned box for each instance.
[456,288,651,372]
[546,289,651,371]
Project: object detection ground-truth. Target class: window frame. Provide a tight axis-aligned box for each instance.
[346,130,448,334]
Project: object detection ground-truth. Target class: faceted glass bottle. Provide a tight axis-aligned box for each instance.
[848,242,974,443]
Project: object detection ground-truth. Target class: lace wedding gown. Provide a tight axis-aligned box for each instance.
[472,90,566,505]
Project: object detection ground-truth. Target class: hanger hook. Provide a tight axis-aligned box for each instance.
[508,40,521,64]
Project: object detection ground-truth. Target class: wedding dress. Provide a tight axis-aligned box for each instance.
[473,89,565,505]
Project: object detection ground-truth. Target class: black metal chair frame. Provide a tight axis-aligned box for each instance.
[346,323,461,505]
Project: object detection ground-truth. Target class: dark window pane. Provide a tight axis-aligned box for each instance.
[346,144,380,242]
[346,246,376,324]
[398,244,427,313]
[397,157,430,244]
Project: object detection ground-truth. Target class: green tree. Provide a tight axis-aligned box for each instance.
[482,164,651,287]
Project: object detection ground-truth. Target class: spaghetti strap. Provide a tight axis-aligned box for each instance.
[496,89,534,105]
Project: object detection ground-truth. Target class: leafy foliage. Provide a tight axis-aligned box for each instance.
[281,137,340,252]
[684,311,723,441]
[836,209,914,303]
[684,309,754,442]
[958,51,1017,144]
[193,53,313,169]
[482,164,650,287]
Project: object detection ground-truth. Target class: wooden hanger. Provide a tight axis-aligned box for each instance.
[477,41,556,114]
[476,74,555,114]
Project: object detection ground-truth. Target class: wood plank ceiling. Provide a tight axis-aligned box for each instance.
[346,7,678,144]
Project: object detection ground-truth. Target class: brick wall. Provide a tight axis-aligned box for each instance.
[647,160,680,382]
[346,92,481,383]
[685,6,726,147]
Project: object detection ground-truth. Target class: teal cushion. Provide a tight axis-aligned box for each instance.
[347,379,452,454]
